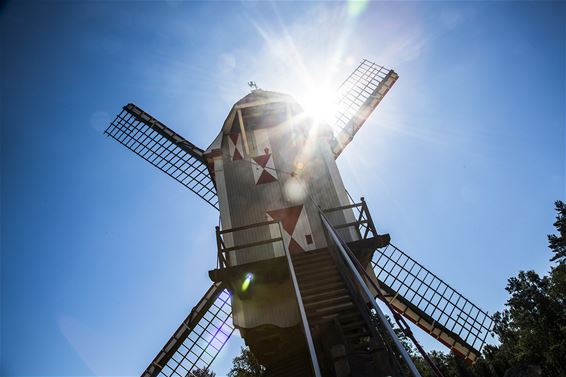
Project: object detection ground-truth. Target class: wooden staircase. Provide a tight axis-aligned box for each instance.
[292,248,382,377]
[264,247,400,377]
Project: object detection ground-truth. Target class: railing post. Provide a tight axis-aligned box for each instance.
[360,197,377,238]
[215,226,225,269]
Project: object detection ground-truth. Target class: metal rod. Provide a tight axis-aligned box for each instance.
[278,222,322,377]
[320,215,422,377]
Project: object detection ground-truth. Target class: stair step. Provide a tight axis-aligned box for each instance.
[294,261,336,275]
[304,294,351,310]
[299,271,342,286]
[346,339,371,353]
[295,269,338,282]
[341,320,366,331]
[293,249,330,259]
[307,301,355,317]
[296,268,341,282]
[344,326,370,337]
[337,311,365,324]
[302,288,349,303]
[309,307,360,325]
[300,281,345,297]
[298,275,343,291]
[292,252,333,266]
[292,259,333,272]
[293,250,331,259]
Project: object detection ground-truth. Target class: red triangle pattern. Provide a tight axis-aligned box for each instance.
[257,170,277,184]
[252,153,271,168]
[252,153,277,184]
[228,132,240,144]
[232,148,243,161]
[288,238,304,254]
[267,205,303,236]
[229,133,243,160]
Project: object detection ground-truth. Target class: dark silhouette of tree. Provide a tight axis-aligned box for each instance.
[548,201,566,263]
[227,346,265,377]
[487,201,566,376]
[190,366,216,377]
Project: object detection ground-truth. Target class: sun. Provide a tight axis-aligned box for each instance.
[297,84,336,126]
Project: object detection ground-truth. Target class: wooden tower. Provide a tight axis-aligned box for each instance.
[205,87,396,375]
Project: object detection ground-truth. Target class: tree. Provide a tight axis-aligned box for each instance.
[190,366,216,377]
[548,201,566,263]
[488,200,566,376]
[227,347,265,377]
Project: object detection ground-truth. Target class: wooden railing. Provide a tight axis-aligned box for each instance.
[215,220,284,269]
[322,197,377,240]
[215,198,379,269]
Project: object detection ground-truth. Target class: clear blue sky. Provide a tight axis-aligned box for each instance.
[1,1,564,376]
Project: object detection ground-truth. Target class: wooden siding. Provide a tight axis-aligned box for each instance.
[215,94,360,330]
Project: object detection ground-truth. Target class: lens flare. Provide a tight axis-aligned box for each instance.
[347,0,369,17]
[241,272,254,292]
[283,177,307,203]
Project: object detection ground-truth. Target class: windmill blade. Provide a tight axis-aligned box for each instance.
[331,59,398,157]
[105,103,219,210]
[142,282,234,377]
[372,244,493,364]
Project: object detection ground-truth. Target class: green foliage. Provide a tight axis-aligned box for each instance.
[490,269,565,374]
[486,200,566,376]
[548,201,566,263]
[412,351,475,377]
[227,347,265,377]
[190,366,216,377]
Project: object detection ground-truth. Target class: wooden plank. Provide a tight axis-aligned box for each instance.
[222,237,283,253]
[237,109,250,155]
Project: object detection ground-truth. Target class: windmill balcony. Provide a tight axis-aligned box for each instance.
[209,198,391,291]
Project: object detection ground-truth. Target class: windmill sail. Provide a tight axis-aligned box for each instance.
[372,244,493,363]
[105,103,219,209]
[142,282,234,377]
[331,59,398,157]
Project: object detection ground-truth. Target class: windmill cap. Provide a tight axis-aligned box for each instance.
[234,89,295,107]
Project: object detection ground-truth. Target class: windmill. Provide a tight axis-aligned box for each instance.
[104,59,494,377]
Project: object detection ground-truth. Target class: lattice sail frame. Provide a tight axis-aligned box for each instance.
[331,59,398,157]
[372,244,494,363]
[142,283,234,377]
[105,104,219,209]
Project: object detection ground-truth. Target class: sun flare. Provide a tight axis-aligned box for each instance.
[297,84,336,125]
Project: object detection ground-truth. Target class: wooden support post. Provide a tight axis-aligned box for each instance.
[215,226,226,268]
[237,109,250,155]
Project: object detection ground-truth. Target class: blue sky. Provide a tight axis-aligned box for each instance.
[1,1,564,376]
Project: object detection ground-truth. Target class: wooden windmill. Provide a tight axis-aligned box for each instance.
[105,59,493,377]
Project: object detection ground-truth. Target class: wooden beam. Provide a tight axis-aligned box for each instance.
[237,109,250,155]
